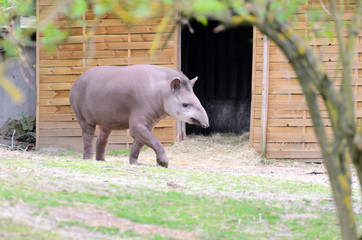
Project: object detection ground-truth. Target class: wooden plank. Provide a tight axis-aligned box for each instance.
[39,121,80,129]
[91,25,175,35]
[254,94,321,103]
[255,70,297,79]
[254,109,331,119]
[38,136,134,145]
[256,45,362,56]
[39,106,73,114]
[39,128,171,138]
[65,34,129,44]
[257,52,346,63]
[39,28,83,38]
[39,59,83,67]
[261,61,362,71]
[253,132,330,143]
[253,118,331,127]
[39,67,90,75]
[39,90,69,99]
[86,41,174,51]
[39,113,76,121]
[131,33,174,42]
[40,83,73,90]
[40,50,129,60]
[40,75,79,83]
[253,142,321,151]
[40,128,82,136]
[153,128,174,135]
[52,43,83,52]
[266,150,322,159]
[131,48,174,57]
[252,126,332,135]
[85,56,173,66]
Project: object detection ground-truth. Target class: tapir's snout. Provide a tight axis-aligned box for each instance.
[191,118,209,128]
[190,105,209,128]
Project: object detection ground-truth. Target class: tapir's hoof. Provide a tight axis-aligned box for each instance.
[157,161,168,168]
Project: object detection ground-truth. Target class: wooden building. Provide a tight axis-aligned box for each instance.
[36,0,361,160]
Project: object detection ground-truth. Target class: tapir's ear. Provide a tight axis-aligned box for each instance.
[171,77,181,91]
[190,76,198,87]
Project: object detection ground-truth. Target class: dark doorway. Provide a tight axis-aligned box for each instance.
[181,20,253,135]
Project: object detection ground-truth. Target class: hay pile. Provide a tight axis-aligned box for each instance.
[138,133,261,168]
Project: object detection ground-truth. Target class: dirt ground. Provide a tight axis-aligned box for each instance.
[1,132,360,187]
[113,133,356,187]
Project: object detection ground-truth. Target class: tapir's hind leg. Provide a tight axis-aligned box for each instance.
[129,140,144,165]
[96,126,112,161]
[79,121,96,159]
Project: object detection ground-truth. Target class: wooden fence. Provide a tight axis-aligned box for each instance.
[250,2,361,160]
[36,0,178,152]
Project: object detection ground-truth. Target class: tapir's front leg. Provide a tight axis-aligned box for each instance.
[129,124,168,168]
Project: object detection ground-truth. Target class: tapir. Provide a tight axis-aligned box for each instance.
[69,64,209,168]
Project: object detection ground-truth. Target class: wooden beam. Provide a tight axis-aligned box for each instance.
[249,27,258,148]
[260,35,270,157]
[35,0,40,150]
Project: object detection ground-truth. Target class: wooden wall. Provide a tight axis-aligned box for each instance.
[36,0,178,152]
[37,1,361,160]
[250,2,361,160]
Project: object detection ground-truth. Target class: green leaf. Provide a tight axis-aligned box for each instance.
[41,23,68,53]
[133,4,151,18]
[197,16,208,26]
[193,0,226,14]
[2,40,18,57]
[94,3,110,16]
[70,0,87,19]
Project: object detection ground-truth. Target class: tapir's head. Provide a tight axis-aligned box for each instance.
[163,76,209,128]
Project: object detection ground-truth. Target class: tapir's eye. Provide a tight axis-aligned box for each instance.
[182,103,189,108]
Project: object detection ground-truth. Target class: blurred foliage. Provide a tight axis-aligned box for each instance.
[1,0,35,103]
[0,0,35,58]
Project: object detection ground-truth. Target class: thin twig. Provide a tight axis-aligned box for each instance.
[11,130,15,148]
[318,0,331,15]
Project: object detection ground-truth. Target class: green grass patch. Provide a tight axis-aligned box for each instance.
[0,175,343,240]
[0,218,62,240]
[57,221,173,239]
[0,155,357,239]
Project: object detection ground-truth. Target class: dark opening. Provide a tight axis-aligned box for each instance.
[181,20,253,135]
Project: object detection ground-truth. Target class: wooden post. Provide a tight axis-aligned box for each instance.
[176,20,185,142]
[249,27,257,148]
[35,0,40,150]
[260,35,270,157]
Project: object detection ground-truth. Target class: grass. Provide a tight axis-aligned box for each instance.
[0,219,61,240]
[0,153,360,239]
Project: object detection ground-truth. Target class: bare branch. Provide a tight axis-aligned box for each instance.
[318,0,331,15]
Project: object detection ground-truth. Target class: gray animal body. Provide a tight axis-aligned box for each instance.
[187,97,250,135]
[70,64,209,167]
